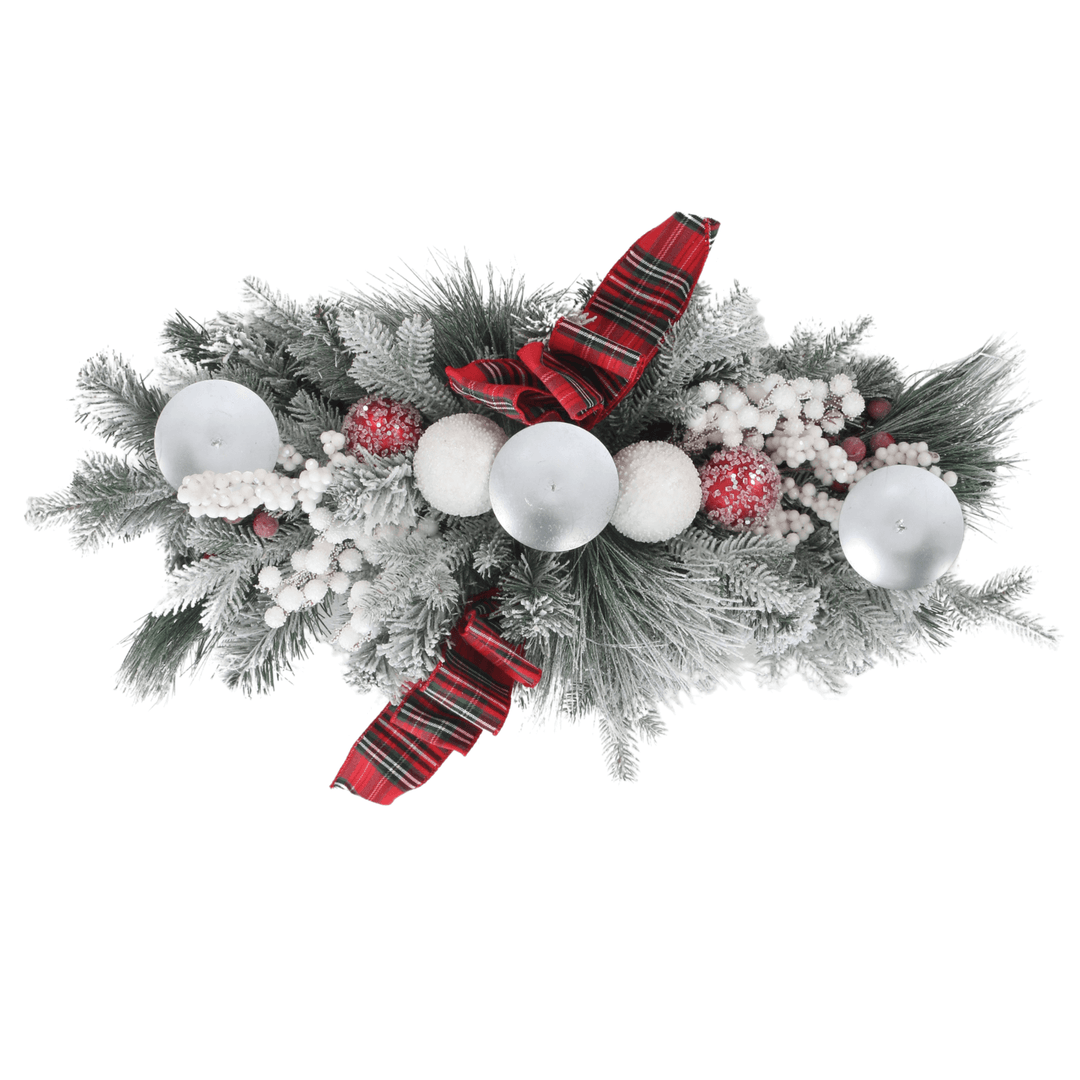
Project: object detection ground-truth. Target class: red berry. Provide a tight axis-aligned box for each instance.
[868,432,895,453]
[253,511,279,538]
[343,396,425,457]
[866,398,892,421]
[840,436,867,463]
[831,481,849,493]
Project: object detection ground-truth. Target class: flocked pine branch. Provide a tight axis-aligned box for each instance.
[117,604,219,700]
[344,256,572,372]
[522,528,752,730]
[161,311,219,368]
[74,354,170,462]
[216,594,336,696]
[26,453,178,552]
[931,570,1057,644]
[339,310,458,420]
[864,341,1028,524]
[326,450,424,532]
[497,548,581,644]
[598,710,640,781]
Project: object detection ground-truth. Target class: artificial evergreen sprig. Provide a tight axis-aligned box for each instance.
[343,256,575,374]
[862,341,1027,523]
[26,452,178,552]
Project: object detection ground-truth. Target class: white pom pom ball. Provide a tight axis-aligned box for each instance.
[841,391,865,417]
[719,385,748,410]
[771,385,798,413]
[609,441,702,543]
[263,605,287,628]
[303,578,329,603]
[257,566,283,591]
[307,507,332,532]
[736,404,761,429]
[327,571,351,594]
[337,546,365,572]
[412,413,508,516]
[756,409,779,435]
[276,585,304,612]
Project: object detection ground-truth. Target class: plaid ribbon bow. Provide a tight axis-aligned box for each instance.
[332,593,541,804]
[445,212,720,428]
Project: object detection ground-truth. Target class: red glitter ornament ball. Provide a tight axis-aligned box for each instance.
[698,446,782,530]
[343,396,424,457]
[253,511,279,538]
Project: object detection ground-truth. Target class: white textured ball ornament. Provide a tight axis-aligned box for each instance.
[413,413,508,516]
[610,442,702,542]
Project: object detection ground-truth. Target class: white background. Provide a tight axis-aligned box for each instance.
[3,3,1077,1077]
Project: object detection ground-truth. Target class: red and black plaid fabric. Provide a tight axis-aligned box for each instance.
[445,212,720,428]
[331,593,541,804]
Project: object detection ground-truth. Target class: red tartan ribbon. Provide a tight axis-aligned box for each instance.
[445,212,720,428]
[332,592,541,804]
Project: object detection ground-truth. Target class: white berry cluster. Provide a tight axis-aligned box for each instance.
[177,466,303,519]
[178,434,358,520]
[752,504,817,547]
[258,528,373,636]
[277,443,305,470]
[866,440,957,486]
[681,373,865,454]
[766,425,863,486]
[259,499,442,651]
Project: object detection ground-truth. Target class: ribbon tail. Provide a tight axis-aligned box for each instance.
[331,597,541,803]
[551,211,720,426]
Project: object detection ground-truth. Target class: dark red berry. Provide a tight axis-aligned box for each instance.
[868,432,895,453]
[866,398,892,421]
[840,436,867,463]
[253,511,279,538]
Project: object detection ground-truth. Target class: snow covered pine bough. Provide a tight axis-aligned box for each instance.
[28,214,1056,803]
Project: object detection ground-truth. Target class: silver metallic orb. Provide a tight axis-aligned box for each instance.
[154,379,280,489]
[838,464,965,590]
[488,422,620,552]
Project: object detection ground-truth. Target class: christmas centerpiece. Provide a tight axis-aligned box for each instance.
[27,213,1055,803]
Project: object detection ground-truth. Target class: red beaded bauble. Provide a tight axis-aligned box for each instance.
[699,446,782,530]
[343,396,424,457]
